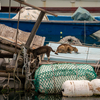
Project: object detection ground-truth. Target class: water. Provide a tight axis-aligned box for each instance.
[0,91,100,100]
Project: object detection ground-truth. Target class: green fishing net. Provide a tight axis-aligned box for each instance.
[34,63,97,94]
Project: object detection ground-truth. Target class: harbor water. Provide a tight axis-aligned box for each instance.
[0,91,100,100]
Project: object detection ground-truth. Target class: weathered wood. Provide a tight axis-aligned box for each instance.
[0,58,6,67]
[0,43,20,53]
[14,0,57,17]
[30,36,45,49]
[0,71,25,78]
[0,53,13,58]
[0,24,46,49]
[40,60,100,68]
[6,66,25,73]
[6,65,37,73]
[0,50,13,58]
[0,35,22,48]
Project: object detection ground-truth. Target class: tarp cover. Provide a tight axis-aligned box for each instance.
[12,7,48,20]
[72,7,95,21]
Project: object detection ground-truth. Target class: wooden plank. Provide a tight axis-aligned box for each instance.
[0,35,22,48]
[0,71,25,78]
[6,66,35,73]
[0,52,13,58]
[30,36,45,48]
[40,60,100,68]
[14,0,57,17]
[0,24,46,49]
[6,66,24,73]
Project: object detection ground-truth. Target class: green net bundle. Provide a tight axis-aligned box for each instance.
[34,63,97,94]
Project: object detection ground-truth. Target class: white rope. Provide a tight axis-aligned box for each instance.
[22,46,28,75]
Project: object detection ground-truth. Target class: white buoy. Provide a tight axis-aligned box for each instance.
[62,80,93,97]
[91,79,100,95]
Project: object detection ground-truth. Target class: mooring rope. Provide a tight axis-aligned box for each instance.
[15,74,21,89]
[3,73,10,90]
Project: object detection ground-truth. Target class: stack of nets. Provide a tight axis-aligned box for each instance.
[34,63,97,94]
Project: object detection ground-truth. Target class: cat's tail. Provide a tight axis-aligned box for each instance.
[52,49,58,55]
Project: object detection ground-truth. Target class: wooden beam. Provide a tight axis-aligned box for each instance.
[14,0,57,17]
[0,35,22,48]
[40,60,100,68]
[0,43,20,53]
[0,52,13,58]
[6,66,24,73]
[0,71,25,78]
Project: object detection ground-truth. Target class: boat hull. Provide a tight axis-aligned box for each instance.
[0,19,100,44]
[0,13,100,44]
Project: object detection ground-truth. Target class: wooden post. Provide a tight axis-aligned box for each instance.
[25,11,45,48]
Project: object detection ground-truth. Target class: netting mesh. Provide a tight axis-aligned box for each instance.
[34,63,97,94]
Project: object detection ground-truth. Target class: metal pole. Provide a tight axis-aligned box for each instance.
[25,11,45,48]
[15,3,21,54]
[86,47,89,63]
[84,21,86,43]
[9,0,11,18]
